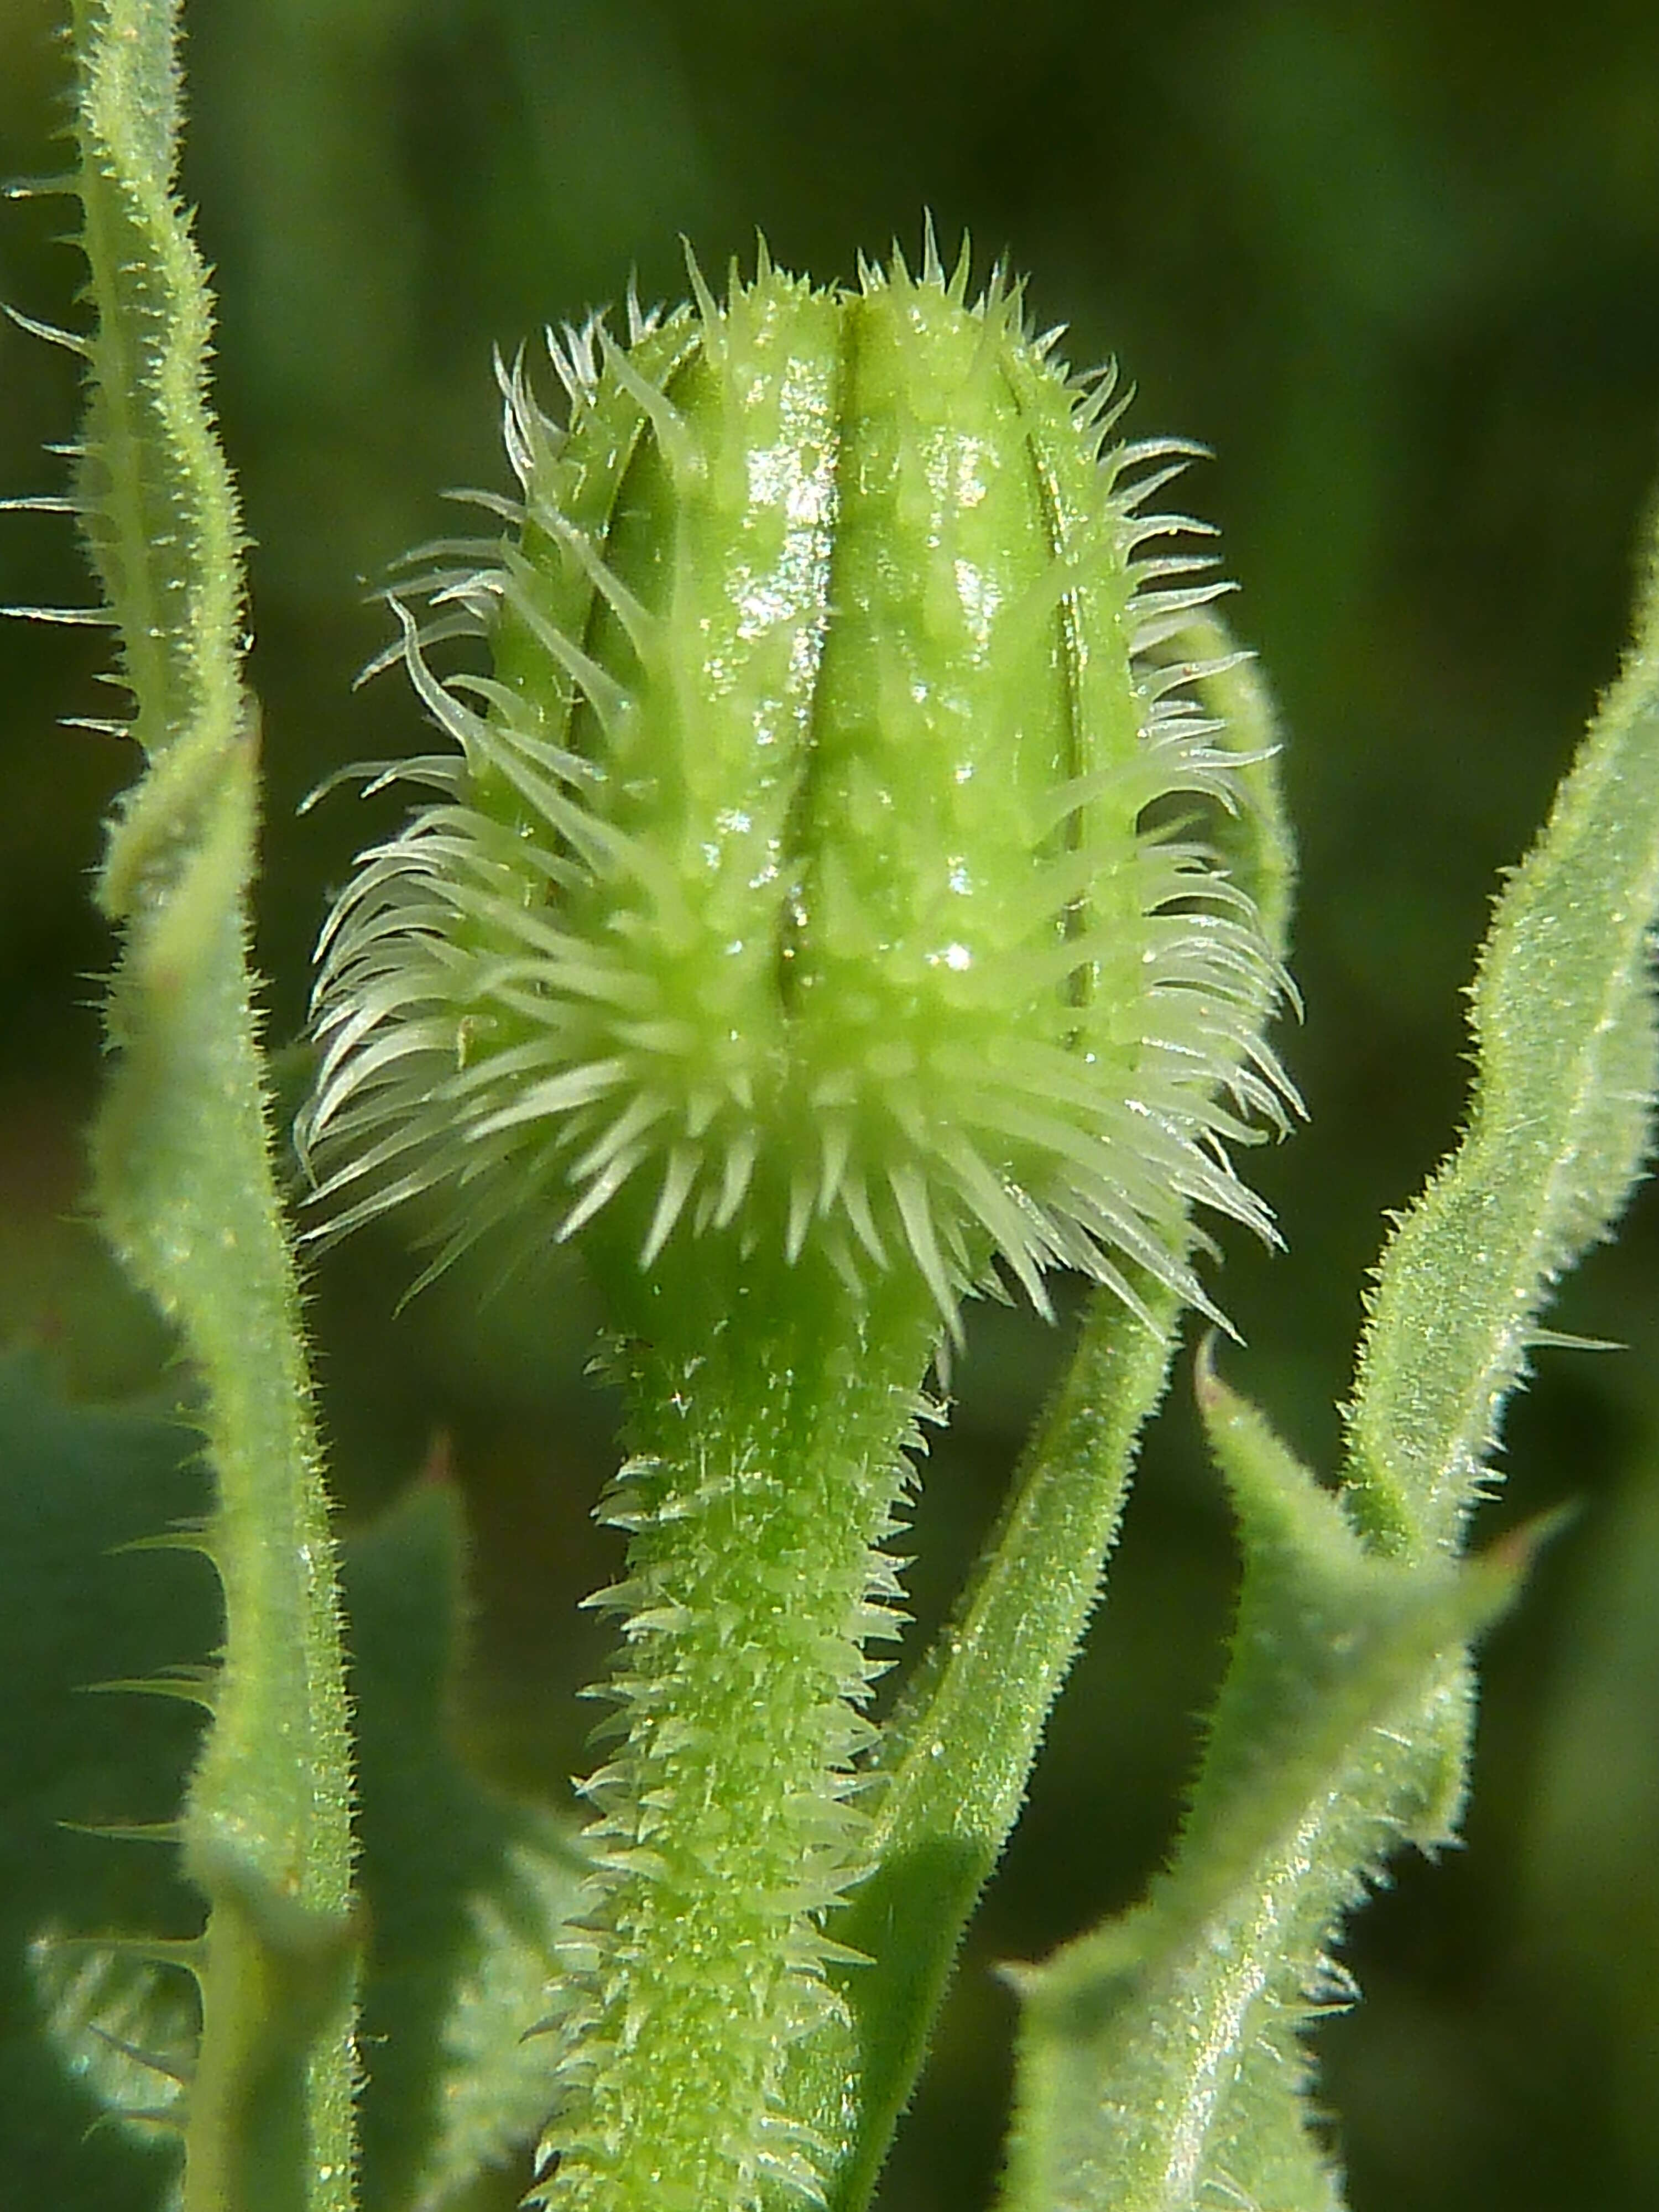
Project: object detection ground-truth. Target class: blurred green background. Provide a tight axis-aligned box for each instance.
[3,1,1658,2205]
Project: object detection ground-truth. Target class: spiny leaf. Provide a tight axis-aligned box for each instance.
[1344,520,1659,1556]
[994,1369,1532,2212]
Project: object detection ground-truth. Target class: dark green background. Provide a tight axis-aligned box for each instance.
[3,2,1657,2206]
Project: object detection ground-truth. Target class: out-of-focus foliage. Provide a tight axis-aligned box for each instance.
[0,1346,586,2212]
[3,3,1656,2207]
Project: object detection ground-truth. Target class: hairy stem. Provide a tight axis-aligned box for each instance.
[784,1271,1182,2210]
[538,1239,940,2211]
[67,4,357,2204]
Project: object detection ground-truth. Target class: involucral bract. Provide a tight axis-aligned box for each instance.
[300,242,1296,1332]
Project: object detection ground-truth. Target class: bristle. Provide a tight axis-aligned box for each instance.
[61,714,132,737]
[639,1142,700,1266]
[86,2026,194,2086]
[599,327,698,485]
[58,1818,187,1846]
[0,601,116,624]
[683,239,721,333]
[492,571,633,735]
[546,313,606,409]
[622,274,646,346]
[784,1166,815,1264]
[715,1131,758,1227]
[946,231,973,304]
[920,211,944,287]
[542,513,658,662]
[3,173,80,201]
[80,1667,217,1711]
[495,343,542,486]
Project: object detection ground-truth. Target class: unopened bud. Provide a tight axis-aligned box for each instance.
[301,242,1295,1331]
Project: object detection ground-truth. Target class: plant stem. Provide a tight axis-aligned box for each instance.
[538,1238,940,2211]
[786,1270,1183,2209]
[66,4,358,2203]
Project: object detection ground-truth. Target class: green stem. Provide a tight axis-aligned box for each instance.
[181,1879,357,2212]
[66,4,358,2204]
[539,1238,940,2211]
[787,1272,1183,2210]
[91,733,358,2212]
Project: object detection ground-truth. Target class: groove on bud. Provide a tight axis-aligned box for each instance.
[300,238,1295,1329]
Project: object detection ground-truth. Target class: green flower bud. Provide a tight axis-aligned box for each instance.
[301,241,1294,1328]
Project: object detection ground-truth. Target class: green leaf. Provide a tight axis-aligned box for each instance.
[0,1349,584,2212]
[1343,520,1659,1556]
[990,510,1659,2210]
[994,1366,1531,2212]
[0,1348,212,2208]
[347,1481,587,2212]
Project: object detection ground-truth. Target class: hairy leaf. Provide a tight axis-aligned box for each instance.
[995,1369,1528,2212]
[1344,528,1659,1556]
[0,1350,584,2212]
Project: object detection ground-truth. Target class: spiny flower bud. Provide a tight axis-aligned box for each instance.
[300,240,1295,1330]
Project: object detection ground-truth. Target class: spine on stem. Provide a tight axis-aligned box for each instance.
[300,236,1294,2204]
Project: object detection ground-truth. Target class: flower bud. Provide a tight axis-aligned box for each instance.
[301,242,1294,1328]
